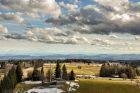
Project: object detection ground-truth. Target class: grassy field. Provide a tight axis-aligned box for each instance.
[16,63,140,93]
[14,78,140,93]
[43,63,101,76]
[22,63,101,79]
[65,79,140,93]
[14,83,41,93]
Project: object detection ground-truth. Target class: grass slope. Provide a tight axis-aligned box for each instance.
[66,79,140,93]
[43,63,101,75]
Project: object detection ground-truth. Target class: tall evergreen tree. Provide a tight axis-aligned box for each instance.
[7,66,17,91]
[62,64,68,80]
[41,67,44,84]
[55,62,61,78]
[69,70,75,80]
[100,63,111,77]
[100,63,106,77]
[16,64,23,83]
[1,66,17,93]
[32,67,41,81]
[46,69,53,82]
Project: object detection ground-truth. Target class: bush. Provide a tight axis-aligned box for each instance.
[78,65,82,69]
[69,70,75,80]
[120,73,127,80]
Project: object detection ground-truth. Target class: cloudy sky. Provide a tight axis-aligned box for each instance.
[0,0,140,55]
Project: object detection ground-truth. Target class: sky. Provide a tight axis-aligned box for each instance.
[0,0,140,55]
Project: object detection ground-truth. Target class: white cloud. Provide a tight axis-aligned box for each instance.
[64,35,90,44]
[92,38,113,46]
[78,36,90,44]
[26,30,34,37]
[0,24,8,33]
[64,37,78,44]
[0,0,61,18]
[24,12,40,18]
[109,34,118,39]
[59,2,78,12]
[26,27,63,36]
[94,0,129,12]
[25,28,66,43]
[109,12,140,23]
[0,24,7,40]
[0,13,24,23]
[25,27,91,44]
[135,36,140,40]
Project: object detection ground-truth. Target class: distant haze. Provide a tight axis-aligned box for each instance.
[0,54,140,61]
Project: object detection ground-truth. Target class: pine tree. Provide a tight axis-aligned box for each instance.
[55,62,61,78]
[100,63,106,77]
[9,66,17,90]
[32,67,41,81]
[41,67,44,84]
[69,70,75,80]
[16,64,23,83]
[62,64,68,80]
[46,69,53,82]
[1,66,17,93]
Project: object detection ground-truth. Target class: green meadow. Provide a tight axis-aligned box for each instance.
[66,79,140,93]
[14,63,140,93]
[14,78,140,93]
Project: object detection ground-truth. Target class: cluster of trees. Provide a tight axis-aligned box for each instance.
[0,62,75,93]
[31,62,75,82]
[21,59,93,65]
[100,62,137,79]
[0,64,23,93]
[55,62,75,80]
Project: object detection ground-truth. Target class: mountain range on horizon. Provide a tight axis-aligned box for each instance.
[0,54,140,61]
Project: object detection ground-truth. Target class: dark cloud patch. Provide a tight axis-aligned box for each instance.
[4,33,27,40]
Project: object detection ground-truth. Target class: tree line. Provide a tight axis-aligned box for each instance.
[100,62,138,79]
